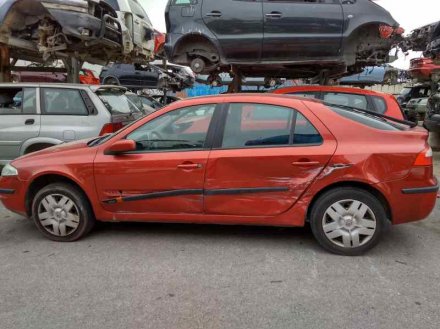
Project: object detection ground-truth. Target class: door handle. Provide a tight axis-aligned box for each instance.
[205,11,222,18]
[265,12,282,18]
[177,163,202,170]
[25,119,35,125]
[292,161,321,167]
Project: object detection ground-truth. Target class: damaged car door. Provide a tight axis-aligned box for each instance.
[202,0,263,62]
[262,0,344,61]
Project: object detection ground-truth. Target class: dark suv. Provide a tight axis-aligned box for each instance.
[165,0,402,80]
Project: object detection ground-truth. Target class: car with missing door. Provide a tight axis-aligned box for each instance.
[0,83,142,165]
[0,94,437,256]
[0,0,155,65]
[165,0,403,81]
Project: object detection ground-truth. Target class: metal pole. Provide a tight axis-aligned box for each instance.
[0,45,11,83]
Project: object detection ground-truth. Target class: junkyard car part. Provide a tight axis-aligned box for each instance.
[165,0,403,80]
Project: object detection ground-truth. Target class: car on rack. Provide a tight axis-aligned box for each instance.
[409,57,440,82]
[165,0,403,81]
[0,83,142,165]
[401,21,440,61]
[100,62,195,91]
[0,94,437,256]
[272,86,405,120]
[339,65,399,87]
[0,0,155,64]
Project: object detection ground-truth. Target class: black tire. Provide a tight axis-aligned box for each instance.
[309,187,387,256]
[31,183,95,242]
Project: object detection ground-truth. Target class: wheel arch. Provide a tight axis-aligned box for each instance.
[343,22,394,66]
[103,75,120,84]
[306,181,392,224]
[25,173,94,218]
[171,33,221,62]
[20,137,63,156]
[0,0,47,31]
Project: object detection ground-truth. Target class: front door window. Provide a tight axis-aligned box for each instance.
[128,104,216,152]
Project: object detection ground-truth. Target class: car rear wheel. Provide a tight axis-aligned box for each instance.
[32,183,95,242]
[310,188,387,256]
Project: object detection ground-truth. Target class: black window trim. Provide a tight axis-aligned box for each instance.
[211,102,323,151]
[120,103,223,155]
[0,87,38,116]
[40,87,90,116]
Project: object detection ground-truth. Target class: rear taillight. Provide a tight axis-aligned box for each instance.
[379,25,394,39]
[99,122,124,136]
[414,147,433,166]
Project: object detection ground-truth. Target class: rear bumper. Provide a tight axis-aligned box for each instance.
[377,173,438,225]
[402,184,439,194]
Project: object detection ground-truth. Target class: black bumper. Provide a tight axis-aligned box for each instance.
[402,184,439,195]
[0,189,15,195]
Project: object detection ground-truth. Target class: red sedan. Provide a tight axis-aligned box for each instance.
[0,94,437,255]
[272,85,405,120]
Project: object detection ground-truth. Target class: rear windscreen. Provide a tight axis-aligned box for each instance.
[97,91,141,115]
[329,106,401,131]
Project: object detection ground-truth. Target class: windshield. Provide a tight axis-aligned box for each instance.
[97,91,141,115]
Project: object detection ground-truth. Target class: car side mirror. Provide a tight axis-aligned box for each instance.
[104,139,136,155]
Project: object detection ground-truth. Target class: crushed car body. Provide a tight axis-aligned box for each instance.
[0,0,155,65]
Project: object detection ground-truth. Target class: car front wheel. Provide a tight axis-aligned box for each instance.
[310,188,387,256]
[32,183,95,242]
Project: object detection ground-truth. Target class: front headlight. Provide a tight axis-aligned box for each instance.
[1,164,18,177]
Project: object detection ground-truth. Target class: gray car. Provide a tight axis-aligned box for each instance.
[0,83,142,165]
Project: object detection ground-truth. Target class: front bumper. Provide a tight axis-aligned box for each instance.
[47,9,122,47]
[0,176,27,217]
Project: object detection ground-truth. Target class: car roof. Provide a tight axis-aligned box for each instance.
[0,83,126,92]
[272,85,391,97]
[172,93,323,106]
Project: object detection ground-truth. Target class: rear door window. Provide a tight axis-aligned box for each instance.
[323,92,368,110]
[220,103,322,148]
[0,87,37,115]
[42,88,88,115]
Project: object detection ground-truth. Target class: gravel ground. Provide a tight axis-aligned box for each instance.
[0,159,439,329]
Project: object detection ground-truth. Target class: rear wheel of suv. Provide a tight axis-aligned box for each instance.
[31,183,95,242]
[310,187,387,256]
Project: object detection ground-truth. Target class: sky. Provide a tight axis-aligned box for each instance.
[140,0,440,69]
